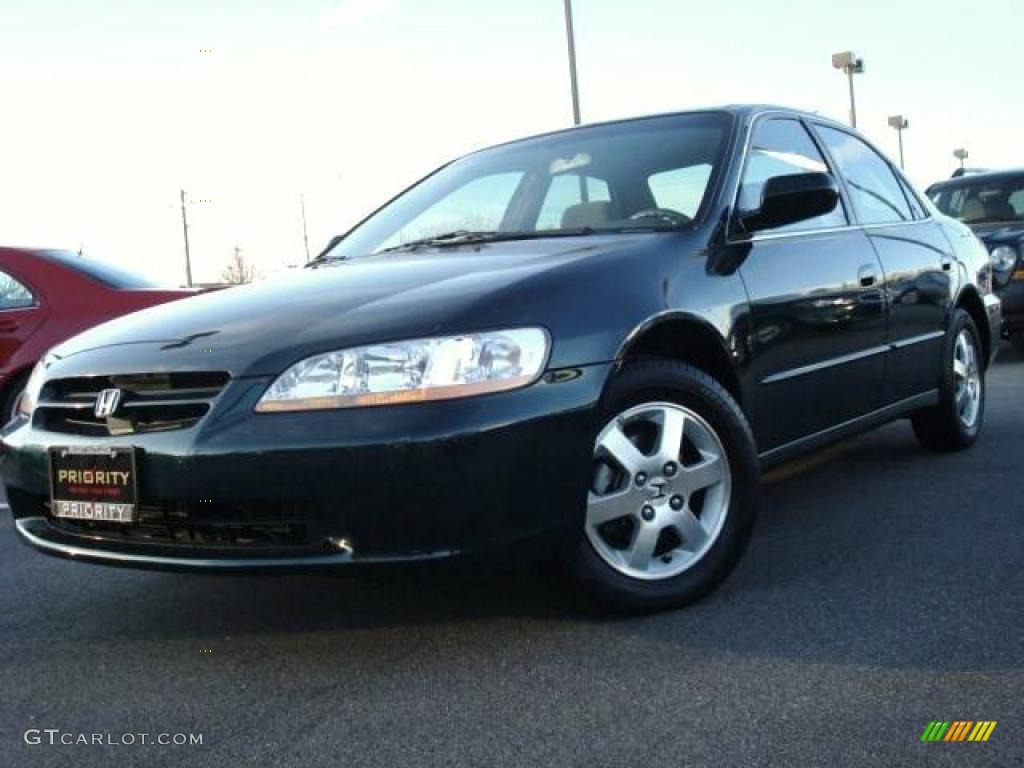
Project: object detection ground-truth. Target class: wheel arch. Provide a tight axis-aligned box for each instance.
[615,313,743,406]
[954,286,991,367]
[0,364,34,419]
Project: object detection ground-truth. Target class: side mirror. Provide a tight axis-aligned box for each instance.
[740,172,840,233]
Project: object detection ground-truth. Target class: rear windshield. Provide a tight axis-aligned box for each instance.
[928,175,1024,224]
[42,250,167,289]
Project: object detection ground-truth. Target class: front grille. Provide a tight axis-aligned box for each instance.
[35,371,229,436]
[45,498,326,555]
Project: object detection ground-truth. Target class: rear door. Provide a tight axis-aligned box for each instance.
[733,117,888,450]
[813,125,952,404]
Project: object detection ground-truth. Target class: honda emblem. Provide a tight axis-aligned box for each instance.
[94,388,122,418]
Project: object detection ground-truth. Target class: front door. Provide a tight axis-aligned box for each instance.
[729,117,888,450]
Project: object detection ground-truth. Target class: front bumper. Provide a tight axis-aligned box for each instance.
[999,277,1024,336]
[2,363,612,571]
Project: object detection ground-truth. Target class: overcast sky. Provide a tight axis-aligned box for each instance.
[1,0,1019,286]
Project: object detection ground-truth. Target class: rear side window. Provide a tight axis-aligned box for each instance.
[0,270,35,310]
[738,118,848,233]
[815,126,913,225]
[896,175,926,219]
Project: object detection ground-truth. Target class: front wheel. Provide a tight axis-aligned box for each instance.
[911,309,985,451]
[571,360,759,612]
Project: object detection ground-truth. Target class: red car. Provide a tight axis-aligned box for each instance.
[0,247,193,422]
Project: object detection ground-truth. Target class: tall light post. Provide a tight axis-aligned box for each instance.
[563,0,581,126]
[299,193,311,263]
[179,189,193,287]
[832,51,864,128]
[954,148,969,170]
[887,115,909,169]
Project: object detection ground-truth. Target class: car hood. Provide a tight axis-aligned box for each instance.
[968,221,1024,246]
[50,234,672,377]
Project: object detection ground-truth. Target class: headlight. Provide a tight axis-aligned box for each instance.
[255,328,549,412]
[990,245,1018,274]
[17,359,48,417]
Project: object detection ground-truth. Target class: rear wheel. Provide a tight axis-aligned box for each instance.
[911,309,985,451]
[571,360,759,612]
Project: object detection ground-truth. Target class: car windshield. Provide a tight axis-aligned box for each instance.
[928,175,1024,224]
[320,111,732,261]
[42,250,169,289]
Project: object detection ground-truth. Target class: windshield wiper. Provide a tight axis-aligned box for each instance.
[377,226,676,254]
[377,230,502,254]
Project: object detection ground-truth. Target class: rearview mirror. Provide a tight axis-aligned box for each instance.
[740,172,840,233]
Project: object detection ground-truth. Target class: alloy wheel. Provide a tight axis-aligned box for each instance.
[952,329,981,428]
[586,401,732,580]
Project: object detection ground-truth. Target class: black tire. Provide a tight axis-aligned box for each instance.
[1,370,30,426]
[1012,333,1024,358]
[571,360,760,613]
[911,309,985,451]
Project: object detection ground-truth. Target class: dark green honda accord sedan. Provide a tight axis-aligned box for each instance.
[2,105,1001,611]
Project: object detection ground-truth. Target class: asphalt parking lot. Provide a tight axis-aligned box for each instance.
[1,349,1021,768]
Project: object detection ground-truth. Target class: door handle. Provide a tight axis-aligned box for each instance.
[0,320,19,332]
[941,256,953,271]
[857,264,878,287]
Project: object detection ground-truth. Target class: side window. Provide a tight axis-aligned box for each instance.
[738,118,847,233]
[1008,189,1024,217]
[0,270,35,310]
[816,126,913,225]
[380,172,524,248]
[535,175,611,230]
[648,165,711,218]
[896,176,926,219]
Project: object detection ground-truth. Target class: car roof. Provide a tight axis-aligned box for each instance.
[464,104,846,158]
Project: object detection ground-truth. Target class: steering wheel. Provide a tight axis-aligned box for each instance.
[627,208,691,226]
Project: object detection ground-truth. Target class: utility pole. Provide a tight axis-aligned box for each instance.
[563,0,581,126]
[563,0,588,202]
[300,193,311,263]
[180,189,193,287]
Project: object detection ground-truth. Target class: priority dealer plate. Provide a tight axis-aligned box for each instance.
[48,446,138,523]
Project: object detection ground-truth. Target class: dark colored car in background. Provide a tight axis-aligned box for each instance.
[0,247,192,422]
[2,106,1001,612]
[926,169,1024,353]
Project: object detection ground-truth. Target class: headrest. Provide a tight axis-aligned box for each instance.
[561,201,613,230]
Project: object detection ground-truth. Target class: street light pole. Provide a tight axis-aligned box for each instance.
[563,0,581,126]
[888,115,908,170]
[179,189,193,287]
[954,148,969,170]
[846,69,857,127]
[300,193,311,263]
[832,52,864,128]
